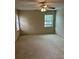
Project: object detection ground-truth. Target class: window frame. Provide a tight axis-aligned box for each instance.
[44,15,53,27]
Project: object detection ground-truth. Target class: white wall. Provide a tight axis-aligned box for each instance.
[56,8,64,38]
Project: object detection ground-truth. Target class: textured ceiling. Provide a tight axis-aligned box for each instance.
[16,0,64,10]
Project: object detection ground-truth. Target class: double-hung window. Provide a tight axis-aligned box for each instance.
[44,15,53,27]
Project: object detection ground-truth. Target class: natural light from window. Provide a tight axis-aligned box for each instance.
[44,15,53,27]
[16,14,19,31]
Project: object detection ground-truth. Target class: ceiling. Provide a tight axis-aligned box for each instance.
[16,0,64,10]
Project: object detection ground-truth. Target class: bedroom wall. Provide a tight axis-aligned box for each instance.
[56,7,64,38]
[19,10,55,35]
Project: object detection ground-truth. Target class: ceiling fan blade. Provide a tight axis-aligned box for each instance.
[48,7,55,9]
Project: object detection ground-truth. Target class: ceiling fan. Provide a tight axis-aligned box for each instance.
[38,1,56,12]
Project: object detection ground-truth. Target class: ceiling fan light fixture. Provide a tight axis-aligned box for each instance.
[40,3,47,12]
[39,1,48,12]
[41,8,46,12]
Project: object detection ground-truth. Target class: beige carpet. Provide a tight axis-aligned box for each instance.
[15,34,64,59]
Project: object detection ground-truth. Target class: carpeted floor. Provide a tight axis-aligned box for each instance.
[15,34,64,59]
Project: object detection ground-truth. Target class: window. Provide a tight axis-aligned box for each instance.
[44,15,53,27]
[16,14,19,31]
